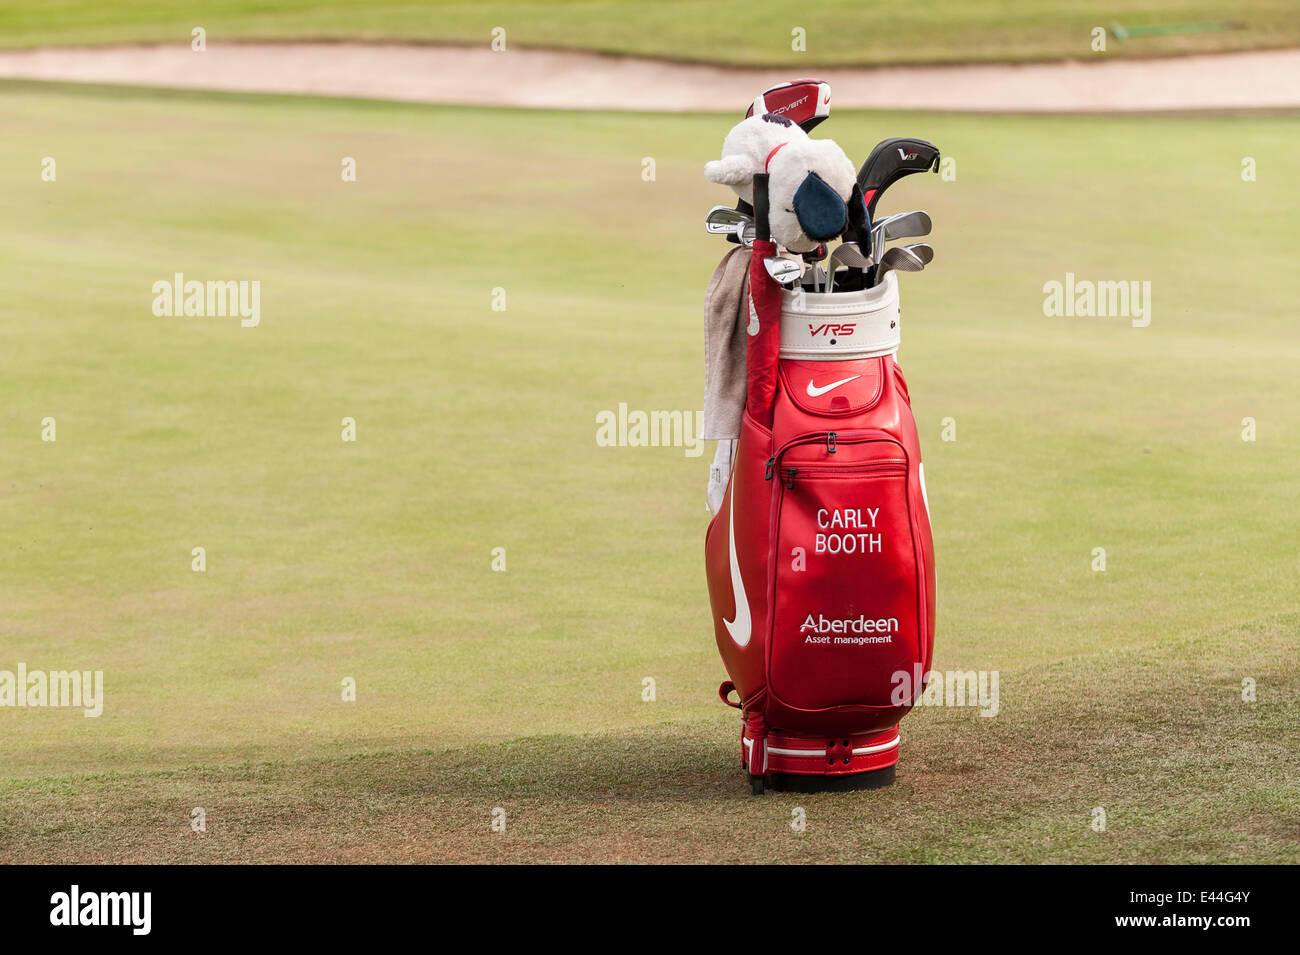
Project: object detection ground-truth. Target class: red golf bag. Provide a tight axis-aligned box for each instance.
[705,180,936,793]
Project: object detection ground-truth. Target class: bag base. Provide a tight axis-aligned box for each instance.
[741,722,900,791]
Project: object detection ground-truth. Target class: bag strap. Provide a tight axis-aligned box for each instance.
[718,681,742,708]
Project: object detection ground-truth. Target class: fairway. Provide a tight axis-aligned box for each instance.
[1,82,1298,863]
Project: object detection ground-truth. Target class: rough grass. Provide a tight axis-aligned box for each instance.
[1,1,1300,65]
[2,617,1295,863]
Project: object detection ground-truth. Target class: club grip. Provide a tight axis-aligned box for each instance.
[752,173,771,243]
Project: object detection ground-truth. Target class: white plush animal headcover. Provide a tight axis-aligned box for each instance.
[705,113,858,253]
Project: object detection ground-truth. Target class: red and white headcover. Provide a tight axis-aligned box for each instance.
[745,79,831,131]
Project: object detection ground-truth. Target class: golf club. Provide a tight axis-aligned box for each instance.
[808,243,831,292]
[873,242,933,285]
[705,206,758,248]
[745,78,832,131]
[801,243,826,285]
[871,210,932,252]
[904,242,934,265]
[828,242,872,292]
[753,172,800,285]
[865,210,932,283]
[831,242,872,269]
[854,138,940,255]
[705,205,751,235]
[765,257,802,285]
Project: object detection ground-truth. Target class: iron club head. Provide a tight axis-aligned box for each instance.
[705,205,752,235]
[904,242,934,265]
[874,243,933,284]
[764,256,802,285]
[831,242,872,269]
[872,210,932,251]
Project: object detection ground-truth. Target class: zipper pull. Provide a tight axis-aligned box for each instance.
[764,456,776,480]
[783,467,798,489]
[826,431,837,453]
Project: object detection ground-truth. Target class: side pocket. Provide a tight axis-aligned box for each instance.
[767,438,926,712]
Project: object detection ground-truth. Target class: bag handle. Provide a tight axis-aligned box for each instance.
[718,681,742,708]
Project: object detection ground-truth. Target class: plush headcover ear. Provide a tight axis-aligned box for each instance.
[844,183,871,248]
[792,172,848,241]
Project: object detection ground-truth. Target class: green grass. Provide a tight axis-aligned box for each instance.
[0,81,1298,862]
[2,1,1300,65]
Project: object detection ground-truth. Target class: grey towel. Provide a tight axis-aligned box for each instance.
[702,246,750,440]
[706,438,736,515]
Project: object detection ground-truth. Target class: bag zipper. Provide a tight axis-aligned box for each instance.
[766,429,908,488]
[783,460,906,487]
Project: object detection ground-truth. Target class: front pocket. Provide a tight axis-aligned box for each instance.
[767,435,925,712]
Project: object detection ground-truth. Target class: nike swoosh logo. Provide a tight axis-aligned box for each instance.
[722,487,750,647]
[806,375,859,397]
